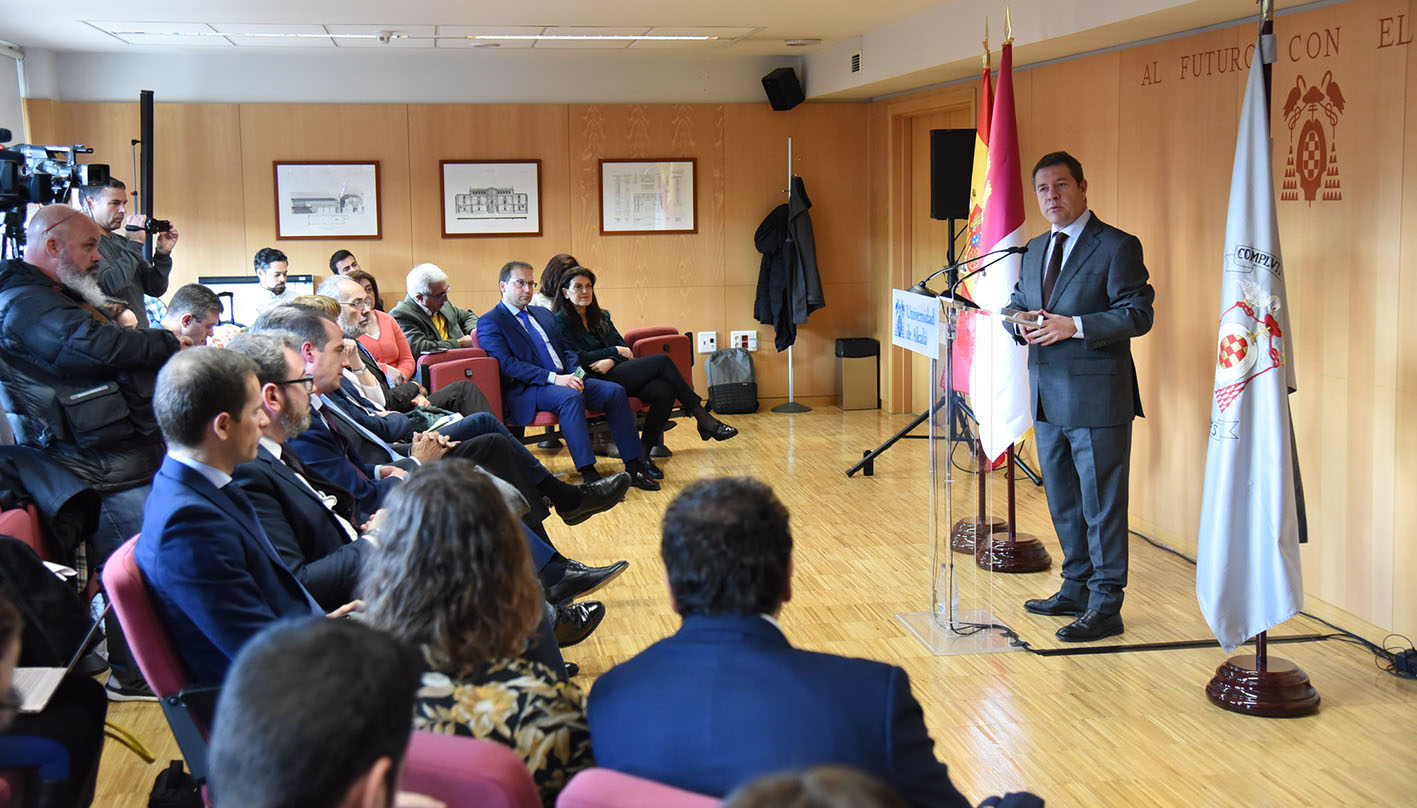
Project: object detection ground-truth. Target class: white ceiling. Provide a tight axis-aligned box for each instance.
[0,0,1322,103]
[0,0,945,55]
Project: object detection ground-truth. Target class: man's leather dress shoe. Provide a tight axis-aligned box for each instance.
[554,601,606,647]
[557,472,631,526]
[627,468,661,491]
[1023,592,1086,617]
[1055,610,1124,642]
[544,560,629,606]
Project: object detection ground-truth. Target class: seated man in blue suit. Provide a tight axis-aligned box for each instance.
[476,260,660,491]
[135,347,353,685]
[588,477,975,808]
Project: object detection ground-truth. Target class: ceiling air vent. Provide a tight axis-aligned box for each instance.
[850,50,861,73]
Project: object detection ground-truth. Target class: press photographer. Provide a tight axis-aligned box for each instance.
[79,177,179,329]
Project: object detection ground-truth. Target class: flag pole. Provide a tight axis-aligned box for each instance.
[950,20,1006,554]
[965,11,1049,574]
[1202,0,1318,717]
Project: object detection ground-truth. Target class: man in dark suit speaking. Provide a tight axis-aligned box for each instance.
[1009,151,1155,642]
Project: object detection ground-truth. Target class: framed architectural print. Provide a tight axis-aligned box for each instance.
[599,158,697,235]
[273,161,382,240]
[440,160,543,238]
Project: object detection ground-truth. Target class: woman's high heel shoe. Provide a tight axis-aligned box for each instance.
[698,421,739,442]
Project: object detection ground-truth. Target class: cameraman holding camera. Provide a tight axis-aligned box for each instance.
[0,204,183,699]
[78,177,179,329]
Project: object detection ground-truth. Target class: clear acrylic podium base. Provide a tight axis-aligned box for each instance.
[895,610,1021,656]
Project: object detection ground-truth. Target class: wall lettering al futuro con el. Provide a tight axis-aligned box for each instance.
[1136,14,1412,87]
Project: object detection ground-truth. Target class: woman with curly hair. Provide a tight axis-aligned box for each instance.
[360,459,591,806]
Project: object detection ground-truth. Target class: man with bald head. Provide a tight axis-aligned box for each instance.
[0,204,184,699]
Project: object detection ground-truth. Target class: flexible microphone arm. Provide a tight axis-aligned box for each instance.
[910,245,1027,298]
[947,245,1028,301]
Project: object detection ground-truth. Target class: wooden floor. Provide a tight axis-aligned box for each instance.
[96,408,1417,806]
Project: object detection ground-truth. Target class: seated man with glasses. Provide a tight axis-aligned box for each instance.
[389,262,478,359]
[477,261,660,491]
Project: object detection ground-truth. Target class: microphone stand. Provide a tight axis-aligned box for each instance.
[846,248,1017,478]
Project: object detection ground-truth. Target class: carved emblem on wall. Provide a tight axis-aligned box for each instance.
[1280,70,1345,205]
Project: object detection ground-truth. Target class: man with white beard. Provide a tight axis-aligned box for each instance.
[0,204,184,700]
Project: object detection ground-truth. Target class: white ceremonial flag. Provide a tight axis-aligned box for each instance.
[1196,30,1308,653]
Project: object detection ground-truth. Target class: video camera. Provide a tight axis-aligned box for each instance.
[0,127,110,254]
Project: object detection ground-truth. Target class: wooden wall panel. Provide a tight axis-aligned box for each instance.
[24,101,246,291]
[404,104,573,314]
[1396,0,1417,636]
[236,104,414,302]
[1114,26,1244,565]
[870,0,1417,636]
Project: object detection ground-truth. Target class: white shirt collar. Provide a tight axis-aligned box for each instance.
[501,299,527,317]
[259,436,283,460]
[1052,208,1092,242]
[759,613,784,633]
[167,451,232,489]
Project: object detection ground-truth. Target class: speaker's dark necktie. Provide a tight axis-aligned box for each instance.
[1041,230,1069,309]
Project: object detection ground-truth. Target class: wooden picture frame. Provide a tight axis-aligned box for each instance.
[439,160,543,238]
[599,158,698,235]
[273,161,382,240]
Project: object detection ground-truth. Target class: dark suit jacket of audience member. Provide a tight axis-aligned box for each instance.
[587,614,972,808]
[553,308,629,369]
[475,303,587,427]
[135,456,317,685]
[231,445,371,611]
[327,379,417,461]
[309,392,553,528]
[389,296,478,359]
[286,403,402,521]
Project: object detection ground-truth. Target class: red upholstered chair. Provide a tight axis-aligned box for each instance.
[399,731,541,808]
[0,505,49,562]
[556,768,721,808]
[427,355,504,419]
[415,347,490,390]
[622,326,693,383]
[101,537,218,783]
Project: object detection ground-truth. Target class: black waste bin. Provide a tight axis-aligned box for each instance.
[835,338,879,410]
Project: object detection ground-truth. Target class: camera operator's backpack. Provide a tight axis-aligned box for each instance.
[704,348,758,414]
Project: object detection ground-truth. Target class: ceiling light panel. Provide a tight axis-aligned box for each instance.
[630,27,756,49]
[85,20,234,47]
[208,23,335,47]
[434,26,544,49]
[324,24,436,48]
[531,27,652,49]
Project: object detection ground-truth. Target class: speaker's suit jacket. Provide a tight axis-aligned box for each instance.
[1007,211,1154,613]
[475,303,583,427]
[389,296,478,359]
[231,445,370,611]
[587,615,972,808]
[135,456,318,685]
[1007,212,1154,427]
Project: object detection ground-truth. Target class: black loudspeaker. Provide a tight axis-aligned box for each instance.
[929,128,975,221]
[762,67,805,111]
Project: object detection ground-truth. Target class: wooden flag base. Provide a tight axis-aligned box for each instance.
[1206,655,1320,717]
[974,532,1052,572]
[950,518,1008,553]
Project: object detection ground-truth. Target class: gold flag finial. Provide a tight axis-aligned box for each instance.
[982,18,990,70]
[1004,7,1014,45]
[1260,0,1274,22]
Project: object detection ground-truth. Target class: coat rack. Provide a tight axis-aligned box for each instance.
[772,136,812,414]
